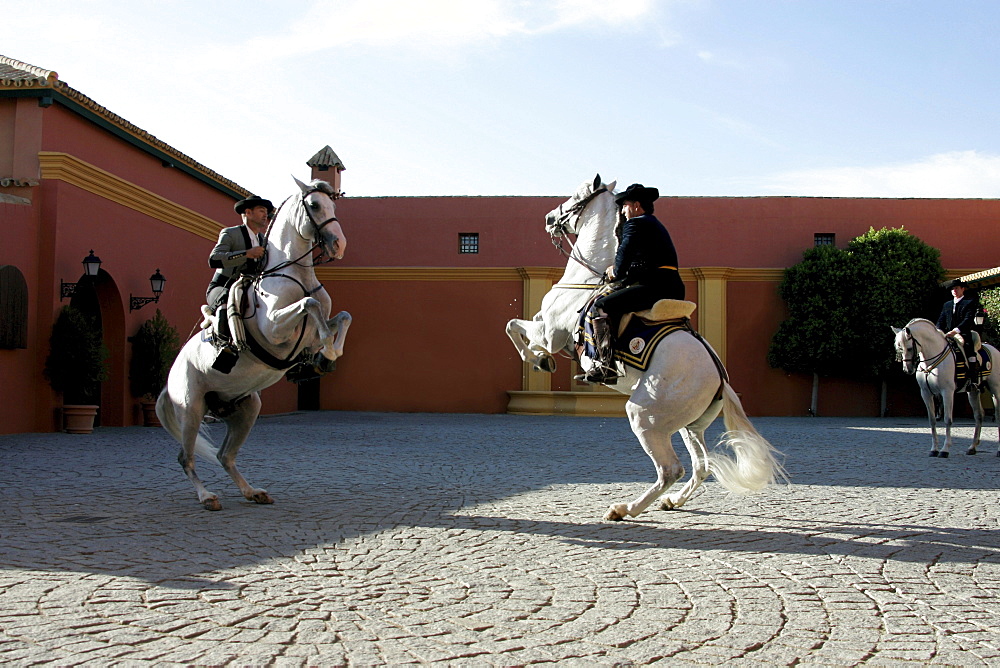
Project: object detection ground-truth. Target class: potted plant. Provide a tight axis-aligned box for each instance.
[44,306,109,433]
[129,309,180,427]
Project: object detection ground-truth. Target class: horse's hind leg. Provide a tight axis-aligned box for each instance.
[967,390,984,455]
[605,400,684,521]
[175,397,222,511]
[661,426,711,510]
[218,392,273,504]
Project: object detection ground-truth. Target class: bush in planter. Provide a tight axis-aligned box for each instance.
[129,309,180,402]
[44,306,109,405]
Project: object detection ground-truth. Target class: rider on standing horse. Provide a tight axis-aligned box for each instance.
[937,278,981,389]
[582,183,685,384]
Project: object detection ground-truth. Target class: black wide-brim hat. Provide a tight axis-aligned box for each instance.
[234,196,274,214]
[614,183,660,205]
[942,278,967,289]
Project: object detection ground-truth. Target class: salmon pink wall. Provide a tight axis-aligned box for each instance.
[319,280,523,413]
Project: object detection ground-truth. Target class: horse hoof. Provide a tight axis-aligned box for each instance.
[967,448,977,456]
[604,505,627,521]
[929,451,939,457]
[250,491,274,504]
[939,451,949,458]
[202,497,222,511]
[661,499,679,511]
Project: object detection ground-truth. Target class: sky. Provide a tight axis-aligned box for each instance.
[3,0,1000,199]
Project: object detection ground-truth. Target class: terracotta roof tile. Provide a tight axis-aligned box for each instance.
[307,145,346,171]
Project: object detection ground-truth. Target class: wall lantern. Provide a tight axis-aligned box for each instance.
[130,269,166,312]
[60,250,102,300]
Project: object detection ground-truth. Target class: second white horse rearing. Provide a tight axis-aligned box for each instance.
[507,175,786,520]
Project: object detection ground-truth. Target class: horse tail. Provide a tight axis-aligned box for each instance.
[155,388,221,466]
[707,381,787,494]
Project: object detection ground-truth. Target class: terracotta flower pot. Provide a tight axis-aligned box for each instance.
[140,400,162,427]
[62,405,99,434]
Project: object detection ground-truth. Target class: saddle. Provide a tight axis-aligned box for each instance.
[947,335,991,391]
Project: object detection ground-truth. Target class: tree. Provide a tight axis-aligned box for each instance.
[768,244,861,414]
[769,227,944,416]
[44,306,109,404]
[846,227,944,380]
[129,309,180,401]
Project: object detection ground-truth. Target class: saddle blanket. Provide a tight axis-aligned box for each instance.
[613,318,690,371]
[579,310,690,372]
[954,344,992,388]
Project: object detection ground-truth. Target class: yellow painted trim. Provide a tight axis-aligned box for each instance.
[315,267,523,281]
[38,152,222,240]
[507,391,628,417]
[692,267,732,365]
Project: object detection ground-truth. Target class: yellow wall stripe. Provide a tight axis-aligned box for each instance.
[38,151,223,240]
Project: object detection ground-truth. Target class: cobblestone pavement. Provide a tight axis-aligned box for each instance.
[1,412,999,666]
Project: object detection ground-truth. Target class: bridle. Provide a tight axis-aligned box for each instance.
[547,186,615,285]
[241,186,343,367]
[897,326,950,375]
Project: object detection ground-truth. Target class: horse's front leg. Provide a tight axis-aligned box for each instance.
[218,392,273,504]
[921,388,941,456]
[506,318,557,373]
[264,297,338,358]
[324,311,352,360]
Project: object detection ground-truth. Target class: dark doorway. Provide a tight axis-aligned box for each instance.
[297,377,321,411]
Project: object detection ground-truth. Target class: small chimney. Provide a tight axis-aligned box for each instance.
[306,145,346,194]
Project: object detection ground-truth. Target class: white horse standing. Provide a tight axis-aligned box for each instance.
[158,177,352,510]
[507,175,785,521]
[892,318,1000,457]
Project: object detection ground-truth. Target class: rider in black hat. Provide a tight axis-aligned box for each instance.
[937,278,981,389]
[204,195,275,317]
[582,183,685,384]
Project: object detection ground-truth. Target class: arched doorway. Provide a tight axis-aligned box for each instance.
[69,268,126,426]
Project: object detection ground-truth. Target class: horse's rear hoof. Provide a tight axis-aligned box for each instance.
[967,448,977,455]
[202,497,222,511]
[929,451,939,457]
[939,451,949,458]
[250,491,274,505]
[604,504,627,521]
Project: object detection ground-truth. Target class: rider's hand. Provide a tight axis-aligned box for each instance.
[604,266,615,280]
[246,246,265,260]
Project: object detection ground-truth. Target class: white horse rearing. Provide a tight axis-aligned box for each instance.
[507,175,786,521]
[892,318,1000,457]
[158,177,352,510]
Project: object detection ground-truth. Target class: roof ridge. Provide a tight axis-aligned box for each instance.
[0,54,58,85]
[0,53,250,198]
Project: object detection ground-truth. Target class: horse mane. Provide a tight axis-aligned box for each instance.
[308,179,337,197]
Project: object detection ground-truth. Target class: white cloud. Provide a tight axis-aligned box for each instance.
[760,151,1000,198]
[217,0,659,64]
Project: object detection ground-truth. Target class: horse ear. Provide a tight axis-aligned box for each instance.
[607,180,617,192]
[891,326,902,334]
[593,174,601,190]
[292,175,311,194]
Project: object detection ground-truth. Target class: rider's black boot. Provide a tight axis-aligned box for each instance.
[578,315,618,385]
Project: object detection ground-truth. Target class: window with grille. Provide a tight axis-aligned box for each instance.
[814,233,835,247]
[459,233,479,254]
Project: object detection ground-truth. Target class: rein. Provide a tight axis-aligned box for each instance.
[240,187,338,368]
